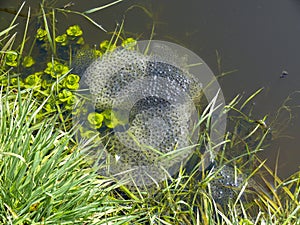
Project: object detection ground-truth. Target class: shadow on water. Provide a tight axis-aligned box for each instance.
[0,0,299,178]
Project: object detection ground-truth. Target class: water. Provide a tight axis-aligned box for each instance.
[152,0,300,178]
[1,0,299,178]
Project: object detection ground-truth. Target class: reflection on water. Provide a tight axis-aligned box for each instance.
[0,0,299,178]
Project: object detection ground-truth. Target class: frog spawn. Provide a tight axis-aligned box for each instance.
[83,49,148,109]
[210,165,247,206]
[80,46,202,186]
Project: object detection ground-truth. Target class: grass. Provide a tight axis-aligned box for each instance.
[0,85,144,224]
[0,1,299,225]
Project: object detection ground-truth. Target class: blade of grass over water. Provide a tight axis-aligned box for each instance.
[84,0,124,14]
[41,4,55,55]
[52,8,56,55]
[18,7,30,66]
[240,88,263,111]
[54,8,108,32]
[6,1,26,36]
[0,33,17,53]
[0,24,18,38]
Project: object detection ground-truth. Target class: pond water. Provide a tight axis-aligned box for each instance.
[1,0,299,178]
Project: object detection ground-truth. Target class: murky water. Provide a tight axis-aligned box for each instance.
[1,0,299,178]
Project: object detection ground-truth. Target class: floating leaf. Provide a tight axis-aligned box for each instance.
[121,37,137,49]
[55,34,68,46]
[57,89,73,103]
[44,61,69,78]
[66,25,83,38]
[88,112,104,129]
[24,72,42,88]
[76,37,85,45]
[6,61,18,67]
[10,77,21,86]
[22,56,35,68]
[44,103,56,113]
[102,109,125,128]
[65,95,79,110]
[5,51,18,67]
[100,40,116,52]
[63,74,80,90]
[36,28,47,41]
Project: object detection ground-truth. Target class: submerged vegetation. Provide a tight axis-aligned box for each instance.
[0,1,299,224]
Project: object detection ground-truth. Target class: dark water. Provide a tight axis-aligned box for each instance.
[1,0,299,178]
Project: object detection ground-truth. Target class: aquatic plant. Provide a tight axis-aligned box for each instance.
[44,60,69,78]
[4,51,18,67]
[36,28,47,41]
[88,112,104,128]
[56,25,84,46]
[66,25,83,38]
[21,55,35,68]
[121,37,137,49]
[100,39,117,52]
[63,74,80,89]
[55,33,68,46]
[102,109,125,128]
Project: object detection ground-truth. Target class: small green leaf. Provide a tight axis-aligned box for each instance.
[5,51,18,67]
[63,74,80,90]
[88,112,104,129]
[36,28,47,41]
[57,89,73,103]
[41,79,51,90]
[121,37,137,49]
[100,40,116,52]
[80,128,100,140]
[24,72,42,88]
[8,77,24,88]
[22,56,35,68]
[76,37,85,45]
[44,61,69,78]
[55,34,68,46]
[66,25,83,37]
[102,109,125,128]
[95,49,102,57]
[65,95,79,110]
[239,219,254,225]
[6,61,18,67]
[44,103,56,113]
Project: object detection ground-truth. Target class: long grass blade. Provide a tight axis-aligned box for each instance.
[7,1,26,34]
[84,0,123,14]
[40,5,55,54]
[18,7,30,65]
[0,24,18,38]
[240,88,263,110]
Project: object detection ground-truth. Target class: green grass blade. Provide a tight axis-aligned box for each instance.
[84,0,123,14]
[18,7,31,66]
[40,4,55,54]
[0,24,18,38]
